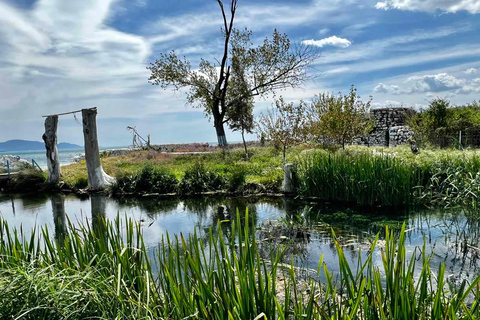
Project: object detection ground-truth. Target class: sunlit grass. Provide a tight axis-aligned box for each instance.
[1,212,479,319]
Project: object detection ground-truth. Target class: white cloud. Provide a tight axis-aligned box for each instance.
[324,67,350,74]
[406,73,466,93]
[319,28,330,35]
[375,0,480,14]
[302,36,352,48]
[465,68,478,74]
[373,72,480,98]
[371,100,427,110]
[374,83,400,94]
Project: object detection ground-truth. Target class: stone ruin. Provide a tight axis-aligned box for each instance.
[357,107,416,147]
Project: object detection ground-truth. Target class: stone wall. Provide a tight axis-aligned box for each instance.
[358,107,416,147]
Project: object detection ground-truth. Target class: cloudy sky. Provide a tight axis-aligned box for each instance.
[1,0,479,147]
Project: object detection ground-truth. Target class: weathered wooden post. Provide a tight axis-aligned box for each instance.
[82,108,114,191]
[283,163,297,193]
[42,115,61,184]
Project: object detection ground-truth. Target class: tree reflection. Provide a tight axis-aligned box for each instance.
[51,194,67,247]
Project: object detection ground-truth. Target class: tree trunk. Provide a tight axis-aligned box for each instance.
[241,129,248,159]
[282,145,287,165]
[42,115,61,184]
[215,117,228,147]
[82,108,115,191]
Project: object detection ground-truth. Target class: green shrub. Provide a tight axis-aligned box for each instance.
[179,162,226,194]
[111,165,178,194]
[73,176,89,189]
[136,164,178,194]
[111,172,138,194]
[9,169,46,192]
[227,165,247,191]
[256,168,284,192]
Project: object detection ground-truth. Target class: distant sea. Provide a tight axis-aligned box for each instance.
[0,147,127,169]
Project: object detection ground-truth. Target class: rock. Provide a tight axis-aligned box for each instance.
[0,155,32,172]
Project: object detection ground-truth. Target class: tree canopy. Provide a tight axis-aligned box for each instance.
[147,0,319,146]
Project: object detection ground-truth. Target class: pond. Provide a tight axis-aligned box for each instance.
[0,193,479,284]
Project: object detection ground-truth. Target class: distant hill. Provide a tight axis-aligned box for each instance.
[0,140,82,152]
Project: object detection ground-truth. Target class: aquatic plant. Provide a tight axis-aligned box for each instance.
[1,212,479,319]
[297,152,424,207]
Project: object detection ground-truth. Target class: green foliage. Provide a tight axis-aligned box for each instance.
[305,85,374,149]
[136,164,178,193]
[257,97,306,164]
[178,162,226,194]
[1,213,479,319]
[147,0,318,146]
[299,146,480,209]
[73,176,88,189]
[227,165,247,191]
[8,169,47,192]
[298,152,422,207]
[111,164,178,194]
[408,98,480,148]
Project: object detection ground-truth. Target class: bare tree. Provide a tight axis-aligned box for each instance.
[147,0,319,147]
[257,97,306,165]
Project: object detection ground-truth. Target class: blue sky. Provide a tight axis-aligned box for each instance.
[0,0,479,147]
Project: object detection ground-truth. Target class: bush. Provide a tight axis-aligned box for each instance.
[111,165,177,195]
[136,164,178,194]
[9,169,46,192]
[179,162,226,195]
[255,168,284,192]
[227,165,247,191]
[73,176,89,189]
[111,172,138,194]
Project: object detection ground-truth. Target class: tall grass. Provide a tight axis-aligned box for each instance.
[1,212,479,319]
[297,152,424,207]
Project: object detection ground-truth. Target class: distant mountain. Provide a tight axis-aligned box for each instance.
[0,140,82,152]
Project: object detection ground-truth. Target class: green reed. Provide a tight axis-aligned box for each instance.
[0,212,479,319]
[297,152,425,207]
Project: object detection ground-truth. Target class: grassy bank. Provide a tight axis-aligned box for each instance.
[0,213,478,319]
[62,146,292,193]
[3,144,480,209]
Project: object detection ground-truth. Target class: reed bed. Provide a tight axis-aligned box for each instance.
[297,150,480,209]
[297,152,425,207]
[0,213,479,319]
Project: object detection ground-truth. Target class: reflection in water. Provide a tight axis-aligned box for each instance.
[0,193,479,283]
[51,194,67,247]
[91,194,107,236]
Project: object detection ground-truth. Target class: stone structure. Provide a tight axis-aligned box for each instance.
[358,107,416,147]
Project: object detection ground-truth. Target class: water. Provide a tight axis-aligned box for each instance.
[0,194,479,283]
[0,146,126,168]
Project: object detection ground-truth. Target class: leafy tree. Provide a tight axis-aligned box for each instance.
[408,99,480,148]
[147,0,319,147]
[306,86,374,150]
[227,52,255,158]
[256,97,306,165]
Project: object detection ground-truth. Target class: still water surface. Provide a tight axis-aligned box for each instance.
[0,193,479,283]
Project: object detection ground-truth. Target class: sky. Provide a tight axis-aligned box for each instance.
[0,0,479,147]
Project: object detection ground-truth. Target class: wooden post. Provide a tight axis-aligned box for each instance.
[82,108,114,191]
[283,163,297,193]
[42,115,61,184]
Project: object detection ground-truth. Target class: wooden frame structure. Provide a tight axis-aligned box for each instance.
[42,107,114,191]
